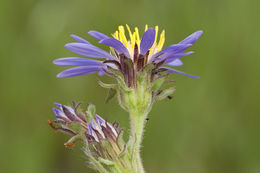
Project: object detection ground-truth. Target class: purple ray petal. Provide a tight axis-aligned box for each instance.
[64,105,76,115]
[163,51,194,63]
[151,44,192,60]
[53,108,62,117]
[65,43,116,60]
[88,30,110,40]
[90,129,99,141]
[99,38,130,58]
[52,107,67,119]
[178,30,203,45]
[98,65,109,76]
[166,59,183,66]
[57,66,103,78]
[87,123,94,136]
[54,102,62,108]
[140,28,156,55]
[70,34,90,44]
[106,123,118,137]
[98,70,106,76]
[53,57,103,66]
[95,114,105,125]
[164,67,199,78]
[91,118,97,129]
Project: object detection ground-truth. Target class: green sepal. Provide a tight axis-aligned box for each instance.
[116,78,132,92]
[117,129,125,149]
[143,63,156,73]
[136,70,147,83]
[88,155,110,173]
[117,92,129,111]
[98,79,118,89]
[137,64,154,83]
[150,75,168,91]
[100,140,118,159]
[67,122,82,133]
[105,66,133,93]
[136,64,155,86]
[99,158,115,166]
[123,57,133,66]
[64,134,82,147]
[107,66,124,78]
[155,86,176,101]
[118,142,126,156]
[108,67,131,92]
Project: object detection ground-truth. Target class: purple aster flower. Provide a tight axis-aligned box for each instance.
[53,25,202,87]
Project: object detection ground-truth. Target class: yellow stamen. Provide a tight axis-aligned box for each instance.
[154,26,159,44]
[126,24,135,48]
[112,25,165,58]
[134,27,140,45]
[132,32,136,48]
[126,24,132,40]
[145,24,148,31]
[113,31,119,40]
[118,25,128,46]
[157,30,165,51]
[150,25,159,51]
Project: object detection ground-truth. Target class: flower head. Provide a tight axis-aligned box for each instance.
[53,25,203,113]
[49,101,133,171]
[49,102,124,151]
[54,25,203,87]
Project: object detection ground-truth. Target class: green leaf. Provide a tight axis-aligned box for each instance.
[155,86,176,101]
[105,88,117,103]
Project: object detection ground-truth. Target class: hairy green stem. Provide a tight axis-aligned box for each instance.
[130,110,148,173]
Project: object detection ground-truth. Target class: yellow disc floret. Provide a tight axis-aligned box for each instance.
[112,25,165,60]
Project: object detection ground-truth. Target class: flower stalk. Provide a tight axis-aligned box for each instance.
[129,110,147,173]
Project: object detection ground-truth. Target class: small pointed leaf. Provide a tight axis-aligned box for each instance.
[105,88,117,103]
[156,87,176,101]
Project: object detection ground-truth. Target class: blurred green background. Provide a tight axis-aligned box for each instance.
[1,0,260,172]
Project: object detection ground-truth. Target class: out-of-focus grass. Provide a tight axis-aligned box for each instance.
[1,0,260,172]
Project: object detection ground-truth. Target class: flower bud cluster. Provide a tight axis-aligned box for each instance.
[49,102,133,172]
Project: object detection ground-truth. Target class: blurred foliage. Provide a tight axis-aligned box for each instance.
[0,0,260,172]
